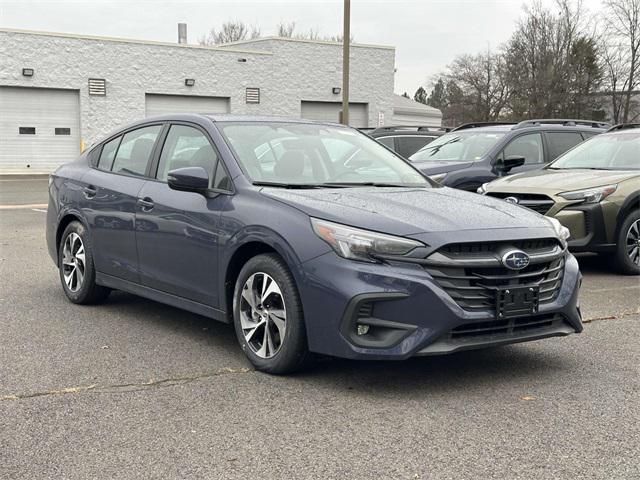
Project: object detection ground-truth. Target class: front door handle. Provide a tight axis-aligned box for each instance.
[137,197,154,212]
[83,185,97,199]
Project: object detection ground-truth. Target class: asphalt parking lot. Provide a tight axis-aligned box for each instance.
[1,178,639,479]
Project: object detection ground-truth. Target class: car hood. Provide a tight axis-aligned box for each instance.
[261,186,551,236]
[412,161,474,176]
[486,168,640,193]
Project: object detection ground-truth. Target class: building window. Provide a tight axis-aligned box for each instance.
[88,78,107,96]
[55,128,71,136]
[19,127,36,135]
[246,87,260,104]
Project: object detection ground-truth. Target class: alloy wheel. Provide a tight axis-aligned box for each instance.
[239,272,287,358]
[62,232,86,292]
[627,219,640,266]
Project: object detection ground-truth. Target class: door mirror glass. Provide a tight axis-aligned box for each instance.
[499,155,526,172]
[167,167,210,193]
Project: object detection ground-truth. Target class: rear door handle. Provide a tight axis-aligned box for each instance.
[137,197,154,211]
[83,185,97,198]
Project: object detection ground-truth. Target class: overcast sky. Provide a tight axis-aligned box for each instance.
[1,0,606,96]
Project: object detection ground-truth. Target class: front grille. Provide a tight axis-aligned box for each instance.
[424,239,565,312]
[486,192,555,215]
[450,314,566,340]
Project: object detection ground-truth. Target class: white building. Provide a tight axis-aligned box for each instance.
[0,27,440,173]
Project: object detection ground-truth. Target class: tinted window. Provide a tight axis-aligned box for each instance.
[111,125,162,176]
[546,132,584,160]
[376,136,395,149]
[156,125,217,185]
[98,136,121,170]
[395,136,434,158]
[503,133,544,164]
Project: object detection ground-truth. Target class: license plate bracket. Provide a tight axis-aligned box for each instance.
[496,286,540,319]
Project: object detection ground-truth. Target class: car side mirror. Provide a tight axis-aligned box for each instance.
[498,155,526,172]
[167,167,209,193]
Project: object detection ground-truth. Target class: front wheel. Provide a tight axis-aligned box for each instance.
[232,253,313,374]
[58,221,111,304]
[613,210,640,275]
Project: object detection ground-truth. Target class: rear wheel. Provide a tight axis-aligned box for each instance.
[232,253,312,374]
[613,210,640,275]
[58,221,111,303]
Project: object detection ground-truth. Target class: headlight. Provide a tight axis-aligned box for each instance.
[547,217,570,248]
[558,184,617,204]
[429,173,447,183]
[311,218,424,263]
[477,182,489,194]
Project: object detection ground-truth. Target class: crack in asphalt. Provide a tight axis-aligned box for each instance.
[583,310,639,323]
[0,366,253,402]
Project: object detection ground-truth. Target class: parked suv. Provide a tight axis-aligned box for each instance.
[481,124,639,274]
[46,115,583,374]
[409,119,608,191]
[366,125,449,158]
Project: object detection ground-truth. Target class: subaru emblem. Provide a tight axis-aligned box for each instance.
[504,196,519,204]
[502,250,530,270]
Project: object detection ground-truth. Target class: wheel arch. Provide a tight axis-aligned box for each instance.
[615,191,640,238]
[221,230,305,322]
[55,212,87,266]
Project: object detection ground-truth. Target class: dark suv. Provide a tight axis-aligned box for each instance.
[409,119,608,191]
[365,126,449,158]
[46,114,583,374]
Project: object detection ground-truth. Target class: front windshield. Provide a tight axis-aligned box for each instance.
[218,122,430,186]
[550,132,639,170]
[409,131,505,162]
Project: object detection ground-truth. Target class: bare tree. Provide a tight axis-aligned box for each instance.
[199,20,261,45]
[276,21,296,38]
[602,0,640,122]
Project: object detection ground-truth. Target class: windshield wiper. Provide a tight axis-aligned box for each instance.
[252,181,348,189]
[321,182,425,188]
[424,137,461,157]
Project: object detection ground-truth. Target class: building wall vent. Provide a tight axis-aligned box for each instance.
[88,78,106,96]
[246,87,260,104]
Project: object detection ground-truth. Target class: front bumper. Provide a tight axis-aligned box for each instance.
[299,251,582,360]
[554,203,616,253]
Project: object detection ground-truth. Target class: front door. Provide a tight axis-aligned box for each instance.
[80,124,162,282]
[135,123,232,307]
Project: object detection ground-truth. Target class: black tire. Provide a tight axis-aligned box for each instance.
[232,253,313,374]
[58,221,111,304]
[613,210,640,275]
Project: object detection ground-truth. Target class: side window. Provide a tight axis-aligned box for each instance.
[396,136,433,158]
[546,132,584,160]
[97,136,121,171]
[213,161,231,190]
[156,125,218,186]
[376,136,395,150]
[111,125,162,176]
[503,133,544,165]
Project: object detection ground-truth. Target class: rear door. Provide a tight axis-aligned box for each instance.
[135,123,232,307]
[80,124,163,282]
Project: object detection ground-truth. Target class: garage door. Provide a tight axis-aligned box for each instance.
[300,101,369,128]
[145,94,230,117]
[0,87,81,173]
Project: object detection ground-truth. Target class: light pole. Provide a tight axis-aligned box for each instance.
[341,0,350,125]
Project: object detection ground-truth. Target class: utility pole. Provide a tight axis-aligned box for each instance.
[341,0,350,125]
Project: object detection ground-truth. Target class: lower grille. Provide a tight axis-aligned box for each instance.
[450,314,564,340]
[486,192,555,215]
